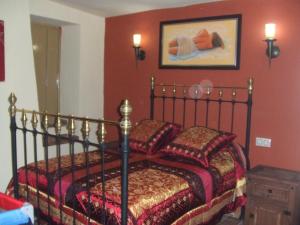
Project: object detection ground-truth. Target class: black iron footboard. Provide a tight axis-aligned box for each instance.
[8,94,132,225]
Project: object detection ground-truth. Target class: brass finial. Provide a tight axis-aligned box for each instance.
[21,109,27,128]
[67,116,76,136]
[173,84,176,96]
[183,87,187,97]
[81,118,90,140]
[219,89,223,98]
[31,111,38,129]
[162,86,166,96]
[55,113,62,135]
[9,93,17,117]
[232,89,237,98]
[42,111,49,131]
[248,77,254,94]
[151,76,155,90]
[206,87,211,96]
[194,88,198,98]
[120,99,132,135]
[97,122,107,144]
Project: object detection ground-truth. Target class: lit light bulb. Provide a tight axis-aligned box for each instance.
[265,23,276,40]
[133,34,141,47]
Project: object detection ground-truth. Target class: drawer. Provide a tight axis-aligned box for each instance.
[245,199,293,225]
[247,178,294,204]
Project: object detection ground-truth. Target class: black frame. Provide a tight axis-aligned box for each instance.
[159,14,242,70]
[149,76,253,169]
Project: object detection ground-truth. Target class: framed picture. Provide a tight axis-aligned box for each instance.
[0,20,4,81]
[159,14,242,70]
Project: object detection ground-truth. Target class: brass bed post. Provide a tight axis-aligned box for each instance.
[55,113,64,223]
[245,78,253,170]
[67,116,77,225]
[42,111,51,223]
[31,110,41,223]
[150,76,155,120]
[120,99,132,225]
[97,121,107,225]
[21,110,29,202]
[9,93,19,199]
[81,118,92,223]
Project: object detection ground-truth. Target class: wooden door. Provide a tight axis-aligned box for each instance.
[31,22,61,115]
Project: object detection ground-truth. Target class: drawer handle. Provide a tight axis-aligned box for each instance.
[249,213,255,218]
[267,189,272,193]
[283,210,291,216]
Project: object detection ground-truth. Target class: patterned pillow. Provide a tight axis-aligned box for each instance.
[129,119,181,154]
[160,126,236,167]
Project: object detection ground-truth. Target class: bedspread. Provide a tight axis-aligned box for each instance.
[8,143,246,225]
[76,143,246,225]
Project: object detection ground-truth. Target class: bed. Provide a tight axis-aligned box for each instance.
[6,76,253,225]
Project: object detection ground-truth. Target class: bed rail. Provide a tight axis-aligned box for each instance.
[149,76,253,169]
[9,93,132,225]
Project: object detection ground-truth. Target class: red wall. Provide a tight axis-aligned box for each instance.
[104,0,300,171]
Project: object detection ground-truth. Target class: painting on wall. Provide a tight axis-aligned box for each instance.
[0,20,4,81]
[159,14,242,70]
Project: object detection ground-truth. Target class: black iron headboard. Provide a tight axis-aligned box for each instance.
[149,76,253,169]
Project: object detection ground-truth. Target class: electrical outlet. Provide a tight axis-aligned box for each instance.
[256,137,272,148]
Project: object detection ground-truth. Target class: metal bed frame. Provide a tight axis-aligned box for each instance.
[9,95,132,225]
[149,76,253,169]
[9,75,253,225]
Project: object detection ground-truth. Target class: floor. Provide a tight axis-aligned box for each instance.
[218,215,243,225]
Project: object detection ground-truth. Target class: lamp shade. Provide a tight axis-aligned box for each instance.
[133,34,141,47]
[265,23,276,40]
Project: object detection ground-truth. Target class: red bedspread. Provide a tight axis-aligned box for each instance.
[9,143,246,225]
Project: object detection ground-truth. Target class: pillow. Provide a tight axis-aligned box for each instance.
[129,119,181,154]
[160,126,236,167]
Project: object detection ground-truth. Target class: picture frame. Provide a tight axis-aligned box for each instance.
[0,20,4,81]
[159,14,242,70]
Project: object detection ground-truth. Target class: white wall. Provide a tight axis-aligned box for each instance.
[0,0,39,192]
[29,0,105,118]
[0,0,105,191]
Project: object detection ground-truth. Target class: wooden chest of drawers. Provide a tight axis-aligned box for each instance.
[245,165,300,225]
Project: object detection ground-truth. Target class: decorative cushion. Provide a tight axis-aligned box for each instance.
[160,126,236,167]
[129,119,181,154]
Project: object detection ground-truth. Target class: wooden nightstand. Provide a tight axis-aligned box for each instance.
[245,165,300,225]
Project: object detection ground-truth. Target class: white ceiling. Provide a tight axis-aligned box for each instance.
[50,0,222,17]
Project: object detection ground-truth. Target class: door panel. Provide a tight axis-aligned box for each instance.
[31,23,61,116]
[245,200,290,225]
[46,26,61,114]
[31,23,47,112]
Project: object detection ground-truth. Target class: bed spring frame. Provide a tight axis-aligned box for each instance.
[149,76,253,169]
[9,95,132,225]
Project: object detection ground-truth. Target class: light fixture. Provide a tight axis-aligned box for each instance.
[133,34,145,60]
[264,23,280,65]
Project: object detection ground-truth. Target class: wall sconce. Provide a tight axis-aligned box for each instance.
[133,34,145,60]
[264,23,280,65]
